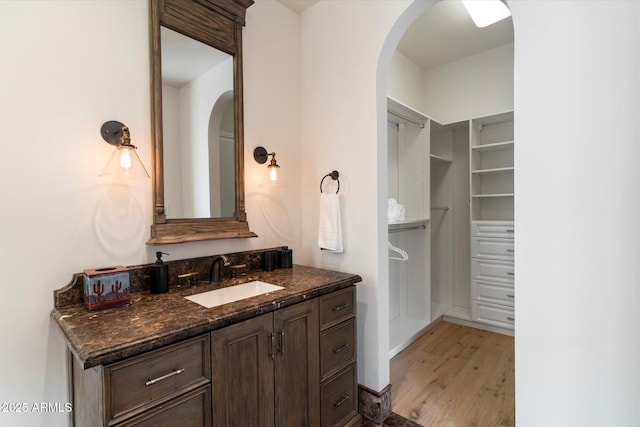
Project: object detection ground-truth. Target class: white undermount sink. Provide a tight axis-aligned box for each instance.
[184,281,284,308]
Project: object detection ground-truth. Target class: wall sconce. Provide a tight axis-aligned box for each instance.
[253,146,280,183]
[99,121,150,178]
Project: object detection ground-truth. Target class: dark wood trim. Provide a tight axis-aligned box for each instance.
[148,0,255,244]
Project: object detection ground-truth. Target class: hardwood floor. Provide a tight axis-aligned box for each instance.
[390,321,515,427]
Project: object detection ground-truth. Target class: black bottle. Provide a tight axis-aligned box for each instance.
[150,252,169,294]
[280,247,293,268]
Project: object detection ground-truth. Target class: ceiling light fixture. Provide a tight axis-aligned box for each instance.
[462,0,511,28]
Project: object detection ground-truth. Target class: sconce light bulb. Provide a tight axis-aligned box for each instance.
[269,166,278,182]
[119,147,133,173]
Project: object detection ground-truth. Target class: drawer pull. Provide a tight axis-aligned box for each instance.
[506,229,514,233]
[507,294,515,298]
[145,368,186,386]
[333,394,350,407]
[506,249,515,253]
[506,272,515,276]
[333,304,349,312]
[507,317,515,321]
[333,344,350,354]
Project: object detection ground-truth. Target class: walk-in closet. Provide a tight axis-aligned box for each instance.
[387,99,515,357]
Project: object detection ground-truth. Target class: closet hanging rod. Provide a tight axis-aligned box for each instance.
[388,111,425,128]
[389,224,426,233]
[431,206,450,211]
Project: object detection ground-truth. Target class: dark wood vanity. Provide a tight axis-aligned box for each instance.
[52,262,361,426]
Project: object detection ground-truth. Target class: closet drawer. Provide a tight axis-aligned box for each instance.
[472,238,514,261]
[471,259,514,284]
[321,318,356,381]
[471,221,514,239]
[105,335,210,424]
[320,287,355,330]
[471,280,514,306]
[472,301,515,329]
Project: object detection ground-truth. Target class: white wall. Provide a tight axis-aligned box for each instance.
[299,0,418,393]
[0,1,300,426]
[388,50,426,113]
[511,1,640,425]
[423,42,513,123]
[389,42,514,124]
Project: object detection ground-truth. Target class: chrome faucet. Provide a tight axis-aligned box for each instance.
[209,255,231,282]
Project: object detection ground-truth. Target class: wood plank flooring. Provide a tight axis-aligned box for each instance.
[390,321,515,427]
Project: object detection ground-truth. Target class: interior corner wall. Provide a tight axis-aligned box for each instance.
[388,50,427,113]
[423,42,514,124]
[0,1,300,426]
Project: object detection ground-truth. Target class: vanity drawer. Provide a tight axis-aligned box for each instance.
[472,280,514,306]
[105,334,210,424]
[471,237,514,261]
[321,318,356,380]
[472,301,515,330]
[320,287,355,329]
[321,363,358,427]
[471,258,514,284]
[471,221,514,239]
[116,385,211,427]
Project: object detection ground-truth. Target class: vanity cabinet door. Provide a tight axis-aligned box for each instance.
[211,312,275,427]
[273,299,320,426]
[211,299,320,427]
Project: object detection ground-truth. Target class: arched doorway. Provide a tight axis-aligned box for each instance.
[377,1,514,424]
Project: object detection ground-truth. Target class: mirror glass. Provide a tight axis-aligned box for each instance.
[161,27,236,219]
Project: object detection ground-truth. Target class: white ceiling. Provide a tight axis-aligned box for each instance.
[161,27,231,88]
[276,0,513,70]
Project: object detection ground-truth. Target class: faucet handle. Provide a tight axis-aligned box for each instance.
[178,272,199,287]
[229,264,247,278]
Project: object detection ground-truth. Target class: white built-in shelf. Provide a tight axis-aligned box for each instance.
[471,166,514,175]
[430,154,453,163]
[471,193,514,198]
[472,141,514,152]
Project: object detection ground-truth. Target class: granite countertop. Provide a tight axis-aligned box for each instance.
[51,265,361,369]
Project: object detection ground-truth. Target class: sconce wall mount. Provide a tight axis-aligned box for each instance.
[253,146,280,183]
[100,120,150,178]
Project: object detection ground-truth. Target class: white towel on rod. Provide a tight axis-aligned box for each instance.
[318,193,343,253]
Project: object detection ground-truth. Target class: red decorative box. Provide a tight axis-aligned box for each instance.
[83,266,130,311]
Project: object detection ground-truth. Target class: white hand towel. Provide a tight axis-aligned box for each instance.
[318,193,343,253]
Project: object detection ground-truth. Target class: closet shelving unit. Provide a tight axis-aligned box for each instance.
[469,112,515,331]
[387,97,431,357]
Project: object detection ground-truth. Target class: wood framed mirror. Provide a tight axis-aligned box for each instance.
[148,0,257,244]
